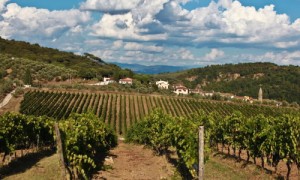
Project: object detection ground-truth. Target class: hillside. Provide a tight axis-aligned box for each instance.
[0,37,135,101]
[0,54,76,82]
[156,62,300,104]
[0,37,130,79]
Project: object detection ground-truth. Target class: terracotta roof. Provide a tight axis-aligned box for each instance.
[120,78,132,80]
[175,85,188,90]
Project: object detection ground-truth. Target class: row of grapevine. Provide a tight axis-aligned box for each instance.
[20,90,300,135]
[0,112,117,179]
[0,113,54,163]
[126,109,300,179]
[59,113,117,179]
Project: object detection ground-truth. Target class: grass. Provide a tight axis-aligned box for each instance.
[1,151,62,180]
[204,153,273,180]
[165,147,274,180]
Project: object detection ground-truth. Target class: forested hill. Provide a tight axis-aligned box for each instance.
[0,37,131,79]
[157,62,300,104]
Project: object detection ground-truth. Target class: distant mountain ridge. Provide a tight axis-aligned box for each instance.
[113,62,192,74]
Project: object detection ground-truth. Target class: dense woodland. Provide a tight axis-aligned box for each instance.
[157,63,300,104]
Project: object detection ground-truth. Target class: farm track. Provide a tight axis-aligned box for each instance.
[20,90,300,135]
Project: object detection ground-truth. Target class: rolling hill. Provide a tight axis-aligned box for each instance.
[0,37,134,101]
[156,62,300,104]
[0,37,130,79]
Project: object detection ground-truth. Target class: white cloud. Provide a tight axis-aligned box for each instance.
[2,0,300,66]
[87,0,300,51]
[188,1,300,48]
[80,0,143,14]
[204,48,225,61]
[261,51,300,65]
[84,39,106,45]
[221,2,292,40]
[90,12,167,41]
[228,51,300,66]
[0,0,8,12]
[155,1,189,24]
[0,3,91,40]
[113,40,123,49]
[217,0,232,9]
[274,41,299,49]
[124,42,164,53]
[177,48,195,60]
[90,49,115,60]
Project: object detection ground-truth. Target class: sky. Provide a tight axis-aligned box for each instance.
[1,0,300,66]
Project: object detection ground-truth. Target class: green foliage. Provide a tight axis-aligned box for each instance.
[0,112,117,180]
[24,68,32,85]
[0,112,54,154]
[0,37,131,80]
[0,68,7,78]
[59,112,117,179]
[126,109,300,179]
[12,87,25,98]
[156,62,300,104]
[126,109,210,178]
[20,90,300,136]
[0,79,14,95]
[0,54,77,83]
[126,109,173,154]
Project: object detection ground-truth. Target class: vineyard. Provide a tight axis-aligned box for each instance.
[126,109,300,179]
[0,112,117,179]
[20,90,300,135]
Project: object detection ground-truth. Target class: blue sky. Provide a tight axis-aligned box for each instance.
[1,0,300,66]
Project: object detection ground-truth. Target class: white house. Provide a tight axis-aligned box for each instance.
[156,80,169,89]
[90,77,115,86]
[102,77,115,85]
[103,77,114,82]
[119,78,133,85]
[173,85,189,95]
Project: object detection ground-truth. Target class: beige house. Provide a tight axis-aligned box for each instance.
[173,85,189,95]
[119,78,133,85]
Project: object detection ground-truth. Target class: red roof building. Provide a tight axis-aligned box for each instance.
[119,78,133,85]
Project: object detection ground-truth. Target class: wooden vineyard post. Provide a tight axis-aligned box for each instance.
[54,123,67,179]
[198,126,204,180]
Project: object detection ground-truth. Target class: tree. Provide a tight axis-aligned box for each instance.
[24,68,32,85]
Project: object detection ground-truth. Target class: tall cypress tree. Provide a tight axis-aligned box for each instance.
[24,68,32,85]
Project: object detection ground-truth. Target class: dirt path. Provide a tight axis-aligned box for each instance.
[93,140,176,180]
[0,90,15,109]
[0,95,23,115]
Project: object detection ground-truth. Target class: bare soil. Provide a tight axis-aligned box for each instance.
[93,140,176,180]
[0,96,23,115]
